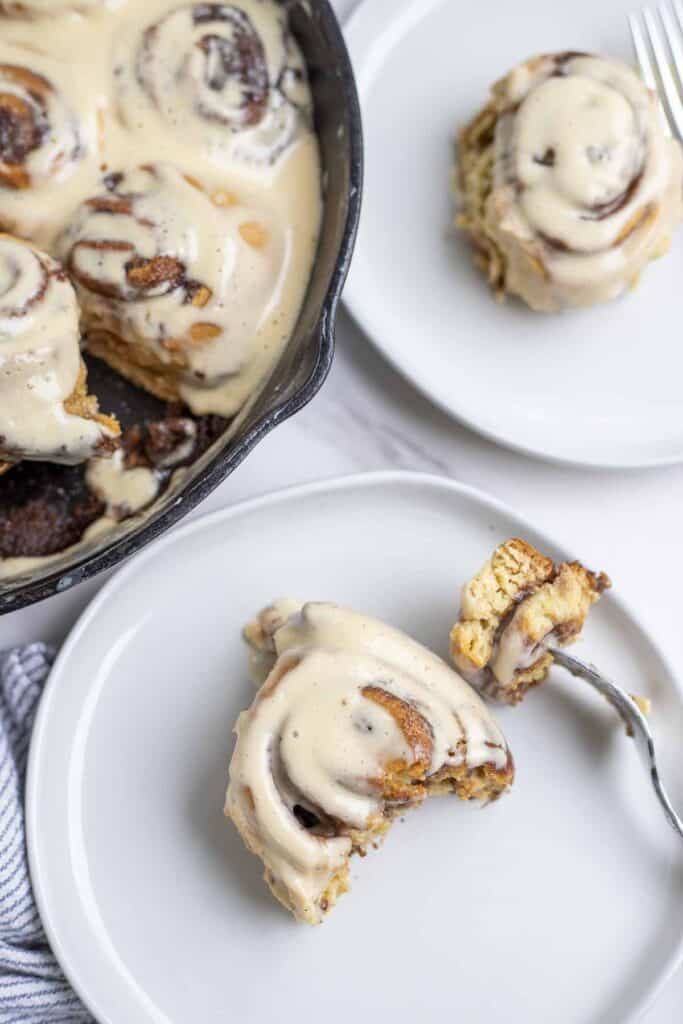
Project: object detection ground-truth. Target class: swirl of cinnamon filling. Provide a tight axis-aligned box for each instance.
[226,601,514,924]
[0,63,82,190]
[458,52,683,310]
[0,233,117,465]
[58,163,286,415]
[116,1,311,167]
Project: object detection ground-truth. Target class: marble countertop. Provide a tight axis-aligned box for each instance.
[1,0,681,1018]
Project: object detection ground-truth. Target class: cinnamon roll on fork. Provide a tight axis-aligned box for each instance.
[227,601,514,924]
[456,52,683,311]
[450,539,610,704]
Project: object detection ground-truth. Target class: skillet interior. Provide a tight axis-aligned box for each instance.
[0,0,363,613]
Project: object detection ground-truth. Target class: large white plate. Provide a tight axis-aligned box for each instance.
[27,472,683,1023]
[343,0,683,468]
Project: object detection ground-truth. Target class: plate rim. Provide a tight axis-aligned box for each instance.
[342,0,683,471]
[26,468,683,1023]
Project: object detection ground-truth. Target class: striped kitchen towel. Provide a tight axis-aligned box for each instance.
[0,644,92,1024]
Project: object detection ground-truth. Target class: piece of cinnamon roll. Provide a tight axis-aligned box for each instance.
[58,163,287,416]
[456,52,683,311]
[115,1,312,168]
[0,61,83,192]
[450,539,610,705]
[226,601,514,924]
[0,234,118,468]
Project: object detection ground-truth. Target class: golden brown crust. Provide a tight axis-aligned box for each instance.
[455,97,506,295]
[85,329,183,404]
[450,538,555,674]
[451,539,610,704]
[63,360,120,443]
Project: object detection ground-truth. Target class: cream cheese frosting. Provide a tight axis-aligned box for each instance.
[226,600,513,924]
[0,234,116,465]
[0,0,321,416]
[459,52,683,311]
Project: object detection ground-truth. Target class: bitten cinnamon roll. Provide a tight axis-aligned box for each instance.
[115,1,311,168]
[450,539,610,705]
[0,234,118,467]
[226,601,514,924]
[456,52,683,311]
[58,163,287,416]
[0,61,82,192]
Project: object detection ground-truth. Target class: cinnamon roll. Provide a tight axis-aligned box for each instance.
[226,601,514,924]
[0,234,118,467]
[58,163,288,416]
[115,1,312,168]
[0,61,82,192]
[456,52,683,311]
[450,539,610,705]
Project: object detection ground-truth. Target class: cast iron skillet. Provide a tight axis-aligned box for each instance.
[0,0,362,613]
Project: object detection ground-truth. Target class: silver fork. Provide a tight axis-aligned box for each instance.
[629,1,683,139]
[549,647,683,840]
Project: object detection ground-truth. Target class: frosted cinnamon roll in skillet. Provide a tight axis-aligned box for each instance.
[115,0,312,169]
[0,234,118,468]
[456,52,683,311]
[0,60,82,193]
[450,539,610,705]
[227,601,514,924]
[58,163,290,416]
[0,42,102,250]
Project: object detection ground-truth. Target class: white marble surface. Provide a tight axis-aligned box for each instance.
[2,0,682,1018]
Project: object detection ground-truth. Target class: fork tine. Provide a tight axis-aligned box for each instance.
[658,4,683,104]
[643,6,683,138]
[629,11,660,92]
[674,0,683,37]
[629,10,672,134]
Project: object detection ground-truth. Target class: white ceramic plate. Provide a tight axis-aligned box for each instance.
[27,472,683,1023]
[343,0,683,468]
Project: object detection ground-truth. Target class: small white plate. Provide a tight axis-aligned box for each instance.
[27,472,683,1023]
[343,0,683,468]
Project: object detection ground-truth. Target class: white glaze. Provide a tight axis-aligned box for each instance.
[490,621,540,687]
[85,449,159,520]
[0,234,114,464]
[0,0,322,416]
[226,600,511,924]
[488,53,683,310]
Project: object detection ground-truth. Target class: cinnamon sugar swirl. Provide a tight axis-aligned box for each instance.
[0,234,118,467]
[450,539,610,705]
[0,61,83,194]
[226,601,514,924]
[116,1,311,168]
[59,163,290,415]
[456,53,683,311]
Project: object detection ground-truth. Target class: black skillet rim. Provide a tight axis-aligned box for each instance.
[0,0,363,614]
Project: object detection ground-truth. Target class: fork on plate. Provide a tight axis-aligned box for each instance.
[549,648,683,840]
[630,1,683,138]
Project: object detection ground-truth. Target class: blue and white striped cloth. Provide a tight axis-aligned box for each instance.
[0,644,92,1024]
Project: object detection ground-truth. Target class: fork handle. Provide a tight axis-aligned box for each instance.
[550,647,683,842]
